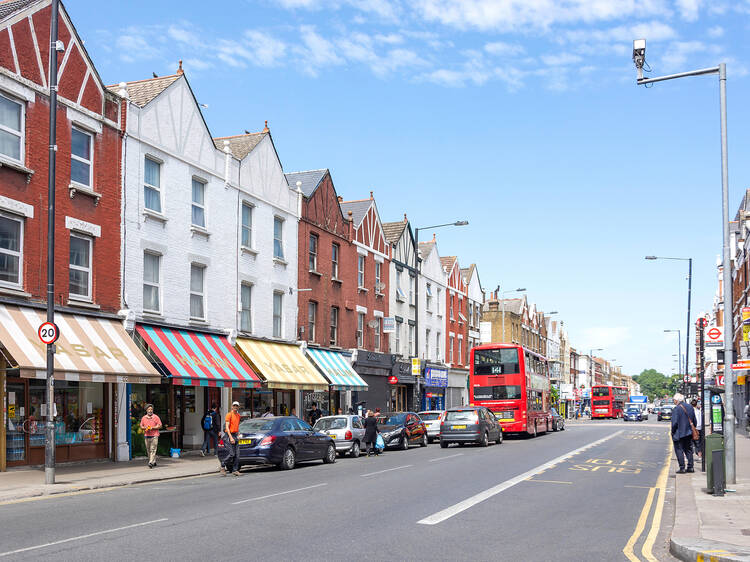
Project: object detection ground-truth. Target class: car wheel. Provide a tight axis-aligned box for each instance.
[480,431,489,447]
[440,440,449,448]
[350,441,361,458]
[420,434,428,447]
[427,437,433,444]
[280,447,296,470]
[458,442,465,447]
[400,435,409,450]
[323,443,336,464]
[560,421,565,431]
[496,430,503,444]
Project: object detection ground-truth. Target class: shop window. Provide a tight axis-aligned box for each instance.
[71,127,93,188]
[273,291,283,337]
[191,178,206,228]
[69,233,92,300]
[0,212,23,288]
[240,283,252,332]
[28,380,104,446]
[144,157,161,213]
[143,252,161,313]
[190,263,206,320]
[0,92,23,163]
[241,202,253,248]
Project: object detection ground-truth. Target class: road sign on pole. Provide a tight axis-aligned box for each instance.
[705,326,723,347]
[38,322,59,345]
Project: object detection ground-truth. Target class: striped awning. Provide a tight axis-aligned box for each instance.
[305,348,368,391]
[136,325,260,388]
[0,304,160,384]
[235,337,329,391]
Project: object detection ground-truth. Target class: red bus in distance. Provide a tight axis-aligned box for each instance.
[591,385,629,419]
[469,343,552,436]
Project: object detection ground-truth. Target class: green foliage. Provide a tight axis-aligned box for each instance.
[550,386,559,406]
[632,368,674,401]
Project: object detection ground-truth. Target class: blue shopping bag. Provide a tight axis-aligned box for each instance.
[375,434,385,451]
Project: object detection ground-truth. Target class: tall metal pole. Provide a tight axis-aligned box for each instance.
[45,0,60,485]
[699,319,706,472]
[719,63,735,484]
[677,333,682,388]
[685,258,692,397]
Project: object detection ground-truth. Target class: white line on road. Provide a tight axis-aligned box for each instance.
[361,465,413,477]
[232,483,328,505]
[0,518,169,557]
[428,453,464,462]
[417,431,623,525]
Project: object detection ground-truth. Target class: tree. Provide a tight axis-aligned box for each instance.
[633,369,671,401]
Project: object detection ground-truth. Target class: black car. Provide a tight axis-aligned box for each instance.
[440,406,503,447]
[658,406,674,421]
[376,412,428,450]
[550,407,565,431]
[624,407,643,422]
[218,416,336,470]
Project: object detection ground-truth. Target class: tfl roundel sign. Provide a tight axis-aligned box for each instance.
[705,326,723,348]
[38,321,60,345]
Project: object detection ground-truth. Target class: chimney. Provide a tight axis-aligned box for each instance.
[370,191,373,200]
[403,213,407,223]
[177,60,183,75]
[262,120,270,133]
[432,233,436,242]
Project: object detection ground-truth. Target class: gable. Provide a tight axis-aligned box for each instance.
[239,134,297,214]
[302,172,346,235]
[353,202,388,256]
[392,225,415,268]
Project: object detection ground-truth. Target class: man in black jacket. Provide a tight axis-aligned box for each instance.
[200,403,220,456]
[671,393,697,473]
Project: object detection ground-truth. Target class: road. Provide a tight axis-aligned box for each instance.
[0,420,679,561]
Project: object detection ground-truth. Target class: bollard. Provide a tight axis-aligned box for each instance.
[711,448,725,496]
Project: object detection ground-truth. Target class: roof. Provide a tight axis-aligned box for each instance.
[382,221,407,245]
[339,199,372,226]
[106,74,180,107]
[461,264,476,283]
[440,256,457,272]
[418,240,436,259]
[285,169,328,197]
[499,298,524,315]
[0,0,40,21]
[213,132,267,160]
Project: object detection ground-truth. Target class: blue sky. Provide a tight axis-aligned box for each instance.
[70,0,750,378]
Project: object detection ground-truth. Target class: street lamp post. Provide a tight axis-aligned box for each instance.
[633,38,735,484]
[665,329,682,388]
[646,256,692,396]
[500,288,526,343]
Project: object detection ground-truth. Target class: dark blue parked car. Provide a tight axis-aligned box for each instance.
[218,416,336,470]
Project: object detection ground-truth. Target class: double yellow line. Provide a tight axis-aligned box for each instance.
[623,441,672,562]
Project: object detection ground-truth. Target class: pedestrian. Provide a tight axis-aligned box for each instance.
[363,410,379,457]
[309,402,322,425]
[691,398,703,458]
[139,404,162,469]
[261,406,273,418]
[337,408,343,415]
[290,408,297,417]
[221,401,241,477]
[671,393,697,474]
[200,403,220,456]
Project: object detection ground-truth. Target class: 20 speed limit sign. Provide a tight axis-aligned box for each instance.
[38,322,60,345]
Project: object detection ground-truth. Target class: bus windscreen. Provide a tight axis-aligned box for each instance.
[473,385,522,400]
[473,348,520,375]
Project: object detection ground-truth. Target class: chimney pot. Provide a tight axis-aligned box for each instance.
[262,120,270,133]
[177,60,183,74]
[370,191,373,199]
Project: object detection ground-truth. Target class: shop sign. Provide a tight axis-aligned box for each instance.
[388,375,398,385]
[356,351,394,369]
[411,358,421,375]
[382,317,396,333]
[424,367,448,388]
[705,326,723,348]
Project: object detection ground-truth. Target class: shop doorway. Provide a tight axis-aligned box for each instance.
[273,390,294,416]
[390,385,407,412]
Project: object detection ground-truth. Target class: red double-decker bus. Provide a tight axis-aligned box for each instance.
[591,385,629,418]
[469,343,552,436]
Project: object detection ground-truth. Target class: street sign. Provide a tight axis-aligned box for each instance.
[411,358,421,375]
[743,308,750,341]
[382,317,395,333]
[37,321,59,345]
[716,374,725,386]
[731,364,750,370]
[705,326,723,347]
[387,375,398,385]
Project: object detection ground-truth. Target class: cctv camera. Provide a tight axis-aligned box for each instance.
[633,39,646,79]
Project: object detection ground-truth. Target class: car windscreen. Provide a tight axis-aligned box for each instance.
[314,417,348,430]
[238,419,275,433]
[626,409,640,414]
[445,410,479,421]
[377,414,406,426]
[419,413,441,421]
[473,385,522,400]
[473,348,520,375]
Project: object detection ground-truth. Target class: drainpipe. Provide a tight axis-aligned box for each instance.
[223,140,231,187]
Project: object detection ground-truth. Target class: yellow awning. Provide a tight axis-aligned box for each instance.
[235,338,329,391]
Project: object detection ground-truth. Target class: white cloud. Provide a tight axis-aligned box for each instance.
[707,25,724,38]
[296,26,345,75]
[116,29,164,63]
[183,58,212,71]
[167,25,198,44]
[484,41,525,56]
[660,40,714,71]
[675,0,702,21]
[244,30,288,67]
[540,52,582,66]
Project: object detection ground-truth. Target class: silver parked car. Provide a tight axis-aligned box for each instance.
[313,415,366,458]
[418,410,445,443]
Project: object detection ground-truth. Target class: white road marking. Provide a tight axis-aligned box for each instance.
[429,453,464,462]
[232,483,328,505]
[361,465,413,477]
[417,431,623,525]
[0,519,169,557]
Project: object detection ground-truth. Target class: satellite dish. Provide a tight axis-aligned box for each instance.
[375,282,386,292]
[367,319,380,329]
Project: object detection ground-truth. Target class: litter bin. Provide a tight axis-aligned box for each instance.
[705,433,724,490]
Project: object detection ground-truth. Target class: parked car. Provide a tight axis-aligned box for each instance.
[658,405,674,421]
[440,406,503,448]
[218,416,336,470]
[376,412,428,449]
[624,407,643,422]
[652,406,662,417]
[313,415,365,457]
[549,407,565,431]
[417,410,445,443]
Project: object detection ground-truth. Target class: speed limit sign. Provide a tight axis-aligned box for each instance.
[38,321,60,345]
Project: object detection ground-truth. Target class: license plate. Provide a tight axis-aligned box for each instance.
[239,439,253,445]
[329,434,336,439]
[452,425,466,430]
[596,409,607,413]
[498,419,514,423]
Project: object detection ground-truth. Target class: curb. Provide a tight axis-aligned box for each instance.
[671,537,750,562]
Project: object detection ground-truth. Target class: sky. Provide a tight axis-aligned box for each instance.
[68,0,750,378]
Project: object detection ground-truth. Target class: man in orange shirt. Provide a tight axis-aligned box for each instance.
[221,401,241,476]
[139,404,162,469]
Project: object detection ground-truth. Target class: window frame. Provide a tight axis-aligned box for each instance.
[330,306,339,346]
[308,300,317,342]
[273,291,283,338]
[191,177,206,229]
[0,93,24,164]
[70,126,93,189]
[436,332,441,362]
[409,275,415,306]
[331,243,339,279]
[374,316,381,352]
[189,263,206,320]
[357,254,365,288]
[308,233,318,272]
[408,324,414,357]
[241,201,253,249]
[425,283,432,312]
[240,282,252,333]
[395,319,402,354]
[68,232,92,301]
[142,251,161,314]
[357,312,365,348]
[425,328,430,359]
[375,261,382,293]
[0,211,23,289]
[273,216,285,260]
[458,337,463,365]
[143,157,162,213]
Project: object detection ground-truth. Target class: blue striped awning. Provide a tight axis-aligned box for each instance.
[305,348,369,391]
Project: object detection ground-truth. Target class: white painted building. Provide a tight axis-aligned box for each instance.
[417,237,448,365]
[383,217,417,359]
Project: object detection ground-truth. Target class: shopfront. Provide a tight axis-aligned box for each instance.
[234,337,329,424]
[305,347,368,413]
[447,368,469,408]
[133,324,260,456]
[0,305,160,468]
[351,350,394,414]
[392,360,417,412]
[421,366,448,411]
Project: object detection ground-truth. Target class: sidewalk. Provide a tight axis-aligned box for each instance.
[0,453,222,503]
[671,432,750,562]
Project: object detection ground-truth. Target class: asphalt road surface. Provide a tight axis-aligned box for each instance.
[0,420,680,561]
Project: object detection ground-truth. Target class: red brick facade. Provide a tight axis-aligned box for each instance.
[443,257,468,368]
[0,4,122,313]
